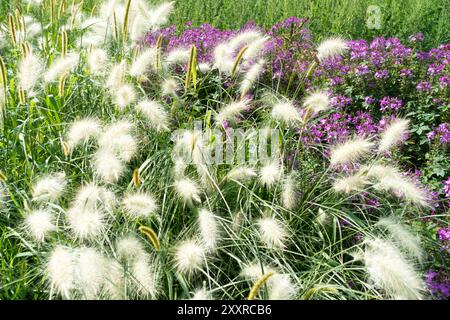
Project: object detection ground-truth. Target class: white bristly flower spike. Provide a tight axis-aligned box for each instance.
[93,150,125,183]
[215,99,250,124]
[130,47,158,77]
[165,47,190,65]
[271,101,302,127]
[376,216,423,262]
[17,52,43,94]
[333,173,369,194]
[136,100,170,132]
[131,256,158,298]
[329,137,374,166]
[191,287,212,300]
[106,60,127,90]
[66,205,107,240]
[257,217,288,248]
[378,118,410,153]
[241,262,277,281]
[147,1,175,30]
[174,239,206,274]
[76,247,107,299]
[114,84,137,110]
[260,162,283,188]
[32,172,67,202]
[268,274,297,300]
[122,192,158,219]
[365,165,430,207]
[198,208,219,252]
[239,59,265,96]
[226,166,257,182]
[103,259,125,299]
[303,91,331,113]
[174,178,202,203]
[44,53,79,83]
[24,209,56,242]
[116,236,146,262]
[98,121,137,162]
[66,118,102,149]
[47,246,77,299]
[87,48,108,75]
[73,182,117,212]
[281,175,297,210]
[317,37,349,62]
[161,78,179,96]
[363,238,425,300]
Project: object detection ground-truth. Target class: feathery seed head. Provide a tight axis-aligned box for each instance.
[317,37,348,62]
[32,172,67,202]
[114,84,137,110]
[174,239,206,274]
[136,100,169,132]
[257,217,288,248]
[93,150,125,183]
[226,166,257,182]
[66,118,102,149]
[260,161,283,187]
[329,137,374,165]
[378,118,410,153]
[174,178,202,203]
[271,101,301,126]
[67,206,107,240]
[47,245,77,299]
[24,209,56,242]
[122,192,158,219]
[116,236,146,262]
[303,91,331,113]
[198,208,219,252]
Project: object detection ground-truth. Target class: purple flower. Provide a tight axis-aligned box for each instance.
[438,226,450,242]
[374,69,389,79]
[426,269,450,299]
[439,75,450,89]
[379,96,403,111]
[416,80,432,92]
[399,68,413,78]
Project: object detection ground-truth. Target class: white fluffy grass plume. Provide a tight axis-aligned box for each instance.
[378,118,410,153]
[303,91,331,113]
[174,178,202,203]
[281,175,297,210]
[376,216,423,262]
[76,247,108,298]
[317,37,348,62]
[260,161,283,187]
[106,60,127,90]
[271,101,302,127]
[31,172,67,202]
[216,99,250,124]
[329,137,374,165]
[366,165,430,207]
[136,100,170,132]
[130,47,158,77]
[198,208,219,252]
[226,166,257,182]
[87,48,108,75]
[161,78,179,96]
[165,47,190,65]
[122,192,158,219]
[47,246,77,299]
[174,239,206,274]
[131,256,159,298]
[257,217,288,248]
[44,53,79,83]
[114,84,137,110]
[363,238,425,300]
[333,173,369,194]
[267,274,297,300]
[66,118,102,149]
[98,121,137,162]
[66,205,107,240]
[73,183,116,212]
[93,150,125,183]
[17,52,43,93]
[116,236,146,262]
[24,209,56,242]
[239,59,265,96]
